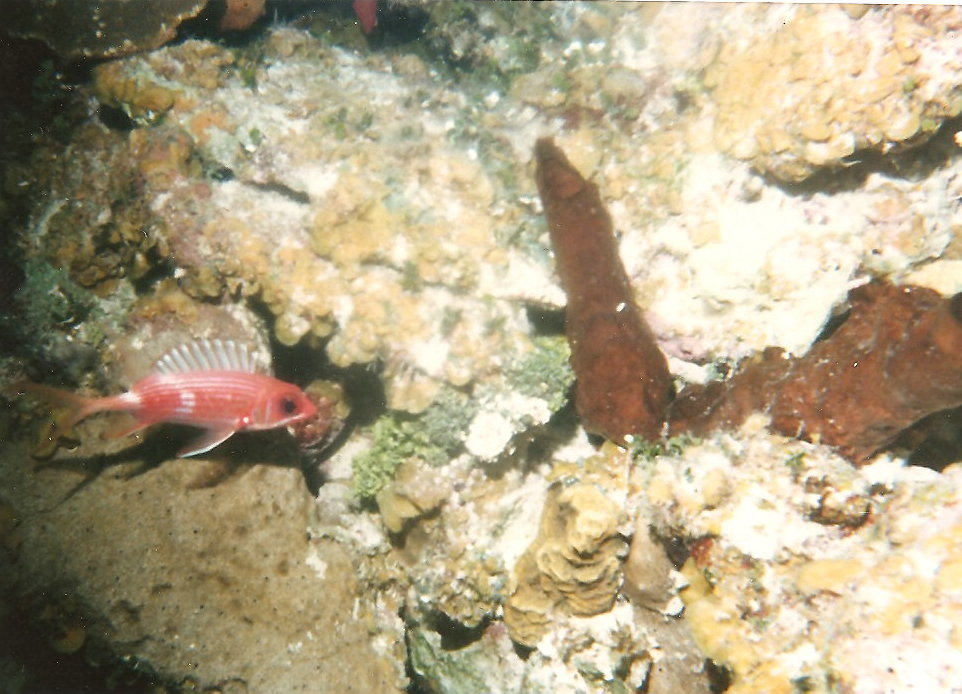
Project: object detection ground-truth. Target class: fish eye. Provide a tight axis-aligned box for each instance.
[279,396,298,415]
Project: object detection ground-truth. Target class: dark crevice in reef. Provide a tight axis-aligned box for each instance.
[248,299,384,494]
[173,0,272,47]
[431,611,489,651]
[128,247,177,296]
[705,659,734,694]
[366,1,431,48]
[246,179,312,205]
[901,406,962,472]
[250,298,386,422]
[403,612,493,693]
[98,103,136,131]
[0,595,167,694]
[525,304,566,337]
[173,0,430,52]
[772,111,962,198]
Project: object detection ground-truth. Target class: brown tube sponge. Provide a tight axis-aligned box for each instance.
[670,282,962,464]
[534,138,962,465]
[534,138,673,443]
[768,282,962,463]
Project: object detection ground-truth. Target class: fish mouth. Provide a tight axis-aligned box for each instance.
[280,406,318,428]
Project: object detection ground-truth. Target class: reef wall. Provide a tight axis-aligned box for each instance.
[2,3,962,693]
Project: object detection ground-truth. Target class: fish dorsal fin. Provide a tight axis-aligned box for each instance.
[154,339,265,375]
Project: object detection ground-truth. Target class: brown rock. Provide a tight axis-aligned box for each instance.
[4,0,208,60]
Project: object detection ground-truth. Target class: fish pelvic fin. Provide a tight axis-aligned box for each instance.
[177,426,238,458]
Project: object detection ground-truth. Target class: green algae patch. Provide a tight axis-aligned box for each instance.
[507,335,575,414]
[352,389,477,501]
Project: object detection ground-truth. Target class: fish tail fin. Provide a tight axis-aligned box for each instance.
[9,380,108,433]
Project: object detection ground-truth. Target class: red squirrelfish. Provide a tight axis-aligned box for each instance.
[14,339,317,457]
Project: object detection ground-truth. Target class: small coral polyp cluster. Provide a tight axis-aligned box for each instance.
[708,5,962,182]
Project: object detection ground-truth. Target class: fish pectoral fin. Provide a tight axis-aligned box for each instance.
[177,427,238,458]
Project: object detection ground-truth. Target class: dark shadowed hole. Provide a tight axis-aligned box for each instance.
[772,110,962,198]
[706,658,733,693]
[267,330,386,495]
[369,1,430,46]
[950,292,962,324]
[525,304,565,336]
[513,641,534,660]
[210,165,234,182]
[430,611,488,651]
[97,104,134,131]
[903,406,962,472]
[0,598,166,693]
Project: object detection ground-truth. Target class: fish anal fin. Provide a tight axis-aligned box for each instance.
[177,427,238,458]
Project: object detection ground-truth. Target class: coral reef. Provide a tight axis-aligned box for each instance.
[5,2,962,693]
[640,421,962,693]
[76,28,541,418]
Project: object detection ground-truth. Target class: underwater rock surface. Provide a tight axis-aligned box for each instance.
[3,3,962,693]
[0,442,400,692]
[4,0,208,59]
